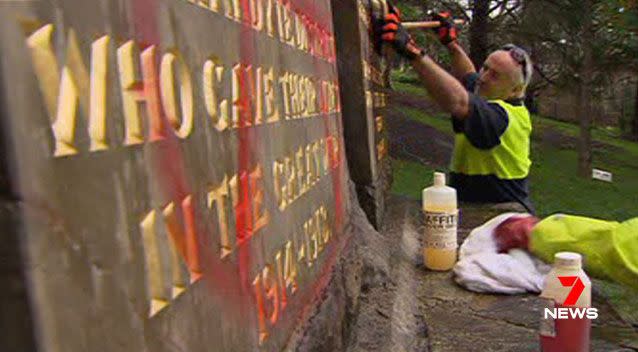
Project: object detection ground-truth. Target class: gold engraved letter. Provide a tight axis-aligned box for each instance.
[253,273,269,345]
[160,51,194,139]
[250,165,269,233]
[305,144,315,188]
[249,0,264,31]
[162,197,203,282]
[195,0,219,12]
[222,0,241,21]
[254,67,264,126]
[272,160,287,210]
[139,210,170,316]
[289,73,298,118]
[274,251,287,310]
[26,25,110,156]
[231,64,242,128]
[264,67,279,123]
[279,72,291,119]
[295,146,307,194]
[283,241,298,294]
[88,36,110,152]
[303,216,317,264]
[306,78,317,115]
[232,64,257,128]
[207,175,234,259]
[117,42,166,144]
[265,0,276,37]
[203,58,229,131]
[297,76,307,117]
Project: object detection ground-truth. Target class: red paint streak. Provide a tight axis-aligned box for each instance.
[128,0,348,344]
[138,46,167,142]
[131,0,190,205]
[132,0,161,46]
[236,0,258,300]
[282,0,335,62]
[131,0,249,313]
[182,196,203,277]
[308,0,346,305]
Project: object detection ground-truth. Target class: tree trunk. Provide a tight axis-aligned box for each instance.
[577,81,593,177]
[382,63,392,90]
[632,81,638,141]
[469,0,490,68]
[577,0,593,178]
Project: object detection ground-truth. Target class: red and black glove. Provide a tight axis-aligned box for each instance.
[431,11,457,46]
[493,216,540,253]
[379,6,425,60]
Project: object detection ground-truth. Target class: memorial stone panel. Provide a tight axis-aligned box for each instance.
[0,0,349,350]
[331,0,390,229]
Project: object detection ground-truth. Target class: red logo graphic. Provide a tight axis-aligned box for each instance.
[558,276,585,306]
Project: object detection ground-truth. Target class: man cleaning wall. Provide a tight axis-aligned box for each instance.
[494,214,638,291]
[451,211,637,297]
[377,8,535,213]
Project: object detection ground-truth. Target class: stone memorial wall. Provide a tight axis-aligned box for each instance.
[0,0,351,350]
[331,0,391,229]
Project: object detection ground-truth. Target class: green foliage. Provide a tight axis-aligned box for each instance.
[393,2,422,21]
[517,0,637,91]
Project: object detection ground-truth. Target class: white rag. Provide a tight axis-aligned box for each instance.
[453,212,552,294]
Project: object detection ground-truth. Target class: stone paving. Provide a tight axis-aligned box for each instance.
[345,195,638,352]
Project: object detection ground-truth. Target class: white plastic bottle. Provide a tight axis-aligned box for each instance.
[539,252,593,352]
[422,172,458,271]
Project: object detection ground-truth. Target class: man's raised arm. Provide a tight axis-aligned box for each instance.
[379,8,470,118]
[447,41,476,80]
[430,12,476,80]
[411,55,469,118]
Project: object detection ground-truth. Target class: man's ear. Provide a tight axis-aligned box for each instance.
[510,83,524,98]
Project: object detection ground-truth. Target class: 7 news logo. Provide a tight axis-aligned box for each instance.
[543,276,598,320]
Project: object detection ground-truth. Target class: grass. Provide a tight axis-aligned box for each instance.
[390,81,638,221]
[391,158,436,199]
[530,144,638,220]
[393,106,450,132]
[391,80,429,97]
[533,115,638,158]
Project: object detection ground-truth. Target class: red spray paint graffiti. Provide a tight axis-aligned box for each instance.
[129,0,347,346]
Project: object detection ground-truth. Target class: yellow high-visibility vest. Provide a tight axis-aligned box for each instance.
[451,100,532,179]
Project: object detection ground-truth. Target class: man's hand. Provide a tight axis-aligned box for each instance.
[431,11,458,46]
[493,216,540,253]
[379,7,425,60]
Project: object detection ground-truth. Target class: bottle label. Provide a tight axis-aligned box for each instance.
[423,210,458,250]
[539,298,557,337]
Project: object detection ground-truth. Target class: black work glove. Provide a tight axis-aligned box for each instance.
[379,6,425,60]
[431,11,457,46]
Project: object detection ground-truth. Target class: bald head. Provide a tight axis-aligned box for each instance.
[475,47,532,101]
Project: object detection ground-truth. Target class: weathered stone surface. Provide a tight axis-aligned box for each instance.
[0,0,350,351]
[287,180,390,352]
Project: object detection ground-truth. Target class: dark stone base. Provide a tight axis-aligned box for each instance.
[354,158,393,230]
[286,182,391,351]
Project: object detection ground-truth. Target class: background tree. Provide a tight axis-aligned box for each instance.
[394,0,638,174]
[514,0,637,176]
